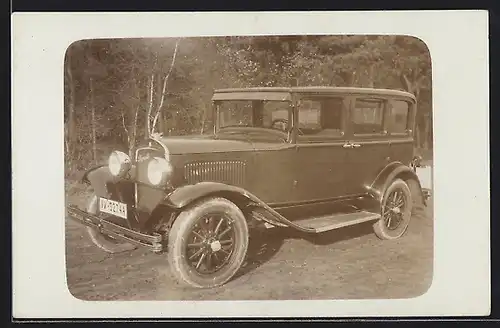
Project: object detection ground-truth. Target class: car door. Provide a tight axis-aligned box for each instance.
[293,96,350,202]
[242,100,298,205]
[343,96,392,196]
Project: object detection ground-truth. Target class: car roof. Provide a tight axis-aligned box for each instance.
[213,86,416,102]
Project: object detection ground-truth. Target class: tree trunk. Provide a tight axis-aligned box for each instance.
[158,108,165,134]
[66,54,77,166]
[127,78,140,157]
[348,71,357,86]
[415,123,421,149]
[200,105,207,134]
[146,73,154,139]
[367,64,375,88]
[90,77,97,164]
[151,39,180,134]
[423,113,431,150]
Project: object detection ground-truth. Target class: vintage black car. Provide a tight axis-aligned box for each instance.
[67,86,432,288]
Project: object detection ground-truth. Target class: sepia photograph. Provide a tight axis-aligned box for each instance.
[12,11,489,318]
[63,35,434,300]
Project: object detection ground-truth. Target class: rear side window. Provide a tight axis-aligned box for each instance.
[387,100,410,133]
[351,98,385,134]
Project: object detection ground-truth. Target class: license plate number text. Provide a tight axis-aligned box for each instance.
[99,198,127,219]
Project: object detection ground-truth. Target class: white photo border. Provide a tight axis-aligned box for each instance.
[12,10,490,318]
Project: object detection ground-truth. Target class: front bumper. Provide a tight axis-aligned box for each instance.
[66,205,164,253]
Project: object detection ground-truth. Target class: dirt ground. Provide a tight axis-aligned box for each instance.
[65,188,433,301]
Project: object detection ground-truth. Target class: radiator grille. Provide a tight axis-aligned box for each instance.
[135,147,164,164]
[135,147,164,183]
[184,161,247,186]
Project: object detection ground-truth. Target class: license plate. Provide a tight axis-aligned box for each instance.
[416,166,433,191]
[99,197,127,219]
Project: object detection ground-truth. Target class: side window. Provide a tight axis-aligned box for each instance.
[296,97,344,141]
[262,101,291,130]
[297,99,322,131]
[351,98,385,134]
[387,100,410,134]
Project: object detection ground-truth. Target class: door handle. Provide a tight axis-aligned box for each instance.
[343,142,361,149]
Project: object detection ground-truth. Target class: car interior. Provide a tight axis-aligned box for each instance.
[296,98,344,139]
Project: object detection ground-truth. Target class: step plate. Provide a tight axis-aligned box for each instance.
[292,211,381,233]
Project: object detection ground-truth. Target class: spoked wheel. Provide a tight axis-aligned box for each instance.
[185,213,236,274]
[167,197,249,288]
[373,179,413,240]
[85,194,137,253]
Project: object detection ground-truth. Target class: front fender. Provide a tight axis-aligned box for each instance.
[163,182,320,232]
[366,161,427,206]
[163,182,261,209]
[82,165,121,199]
[81,164,107,184]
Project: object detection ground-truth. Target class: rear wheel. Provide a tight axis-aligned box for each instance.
[373,179,413,240]
[85,194,137,253]
[167,197,249,288]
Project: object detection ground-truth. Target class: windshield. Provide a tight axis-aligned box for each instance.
[216,100,292,133]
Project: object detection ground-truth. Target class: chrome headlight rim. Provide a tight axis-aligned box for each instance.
[146,156,173,186]
[108,150,132,177]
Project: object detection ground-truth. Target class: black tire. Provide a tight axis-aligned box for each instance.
[167,197,249,288]
[85,194,137,254]
[373,179,413,240]
[406,178,427,219]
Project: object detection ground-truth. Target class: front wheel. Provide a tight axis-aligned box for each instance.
[167,197,249,288]
[373,179,413,240]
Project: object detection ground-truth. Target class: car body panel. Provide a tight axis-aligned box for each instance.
[294,142,350,201]
[246,143,297,204]
[159,136,256,155]
[344,138,392,195]
[71,86,428,247]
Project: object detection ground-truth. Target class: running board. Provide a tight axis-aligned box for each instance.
[264,211,380,233]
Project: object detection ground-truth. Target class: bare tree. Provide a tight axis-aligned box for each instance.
[151,39,180,135]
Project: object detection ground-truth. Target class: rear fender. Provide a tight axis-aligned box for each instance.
[366,161,427,208]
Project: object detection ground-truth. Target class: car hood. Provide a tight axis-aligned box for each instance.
[158,135,261,155]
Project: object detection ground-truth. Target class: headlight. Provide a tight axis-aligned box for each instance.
[108,151,131,177]
[147,157,173,186]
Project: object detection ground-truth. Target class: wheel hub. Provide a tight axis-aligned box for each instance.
[202,237,222,253]
[210,240,222,252]
[391,207,401,214]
